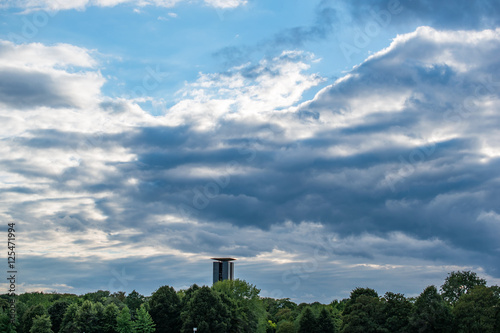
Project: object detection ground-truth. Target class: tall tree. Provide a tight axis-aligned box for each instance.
[30,315,53,333]
[94,302,106,331]
[149,285,181,333]
[343,288,379,314]
[126,291,145,317]
[179,284,199,310]
[59,303,79,333]
[47,300,69,333]
[409,285,453,333]
[317,308,335,333]
[441,271,487,305]
[134,304,156,333]
[213,279,266,333]
[22,304,47,333]
[75,300,105,333]
[381,292,412,333]
[103,303,120,333]
[341,288,384,333]
[453,285,500,332]
[298,307,317,333]
[181,286,230,333]
[116,306,135,333]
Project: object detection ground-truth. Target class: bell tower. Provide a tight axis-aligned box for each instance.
[211,258,236,284]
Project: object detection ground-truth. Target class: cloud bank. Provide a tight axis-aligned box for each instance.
[1,26,500,301]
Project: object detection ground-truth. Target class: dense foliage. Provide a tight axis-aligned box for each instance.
[1,271,499,332]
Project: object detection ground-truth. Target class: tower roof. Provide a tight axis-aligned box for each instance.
[211,257,236,261]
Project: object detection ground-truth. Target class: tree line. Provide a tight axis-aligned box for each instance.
[1,270,499,332]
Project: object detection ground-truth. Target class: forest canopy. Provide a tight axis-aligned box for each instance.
[1,270,499,333]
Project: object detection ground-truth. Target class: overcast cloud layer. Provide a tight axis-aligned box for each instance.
[1,1,500,302]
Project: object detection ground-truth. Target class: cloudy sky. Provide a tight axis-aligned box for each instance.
[1,0,500,303]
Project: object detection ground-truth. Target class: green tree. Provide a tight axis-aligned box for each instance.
[94,302,106,331]
[263,298,297,316]
[328,301,344,332]
[103,303,120,333]
[16,301,29,333]
[181,286,230,333]
[126,291,145,318]
[48,301,69,333]
[213,279,266,333]
[262,297,298,328]
[59,303,79,333]
[341,288,384,333]
[453,285,500,332]
[134,304,156,333]
[344,288,379,312]
[22,304,47,333]
[148,285,181,333]
[30,314,53,333]
[116,306,135,333]
[0,307,17,333]
[0,297,9,311]
[317,308,335,333]
[381,292,412,333]
[217,293,239,333]
[75,300,105,333]
[298,307,317,333]
[179,284,199,309]
[409,285,453,333]
[277,321,295,333]
[440,271,486,305]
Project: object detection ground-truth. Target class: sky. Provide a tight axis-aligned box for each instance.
[1,0,500,304]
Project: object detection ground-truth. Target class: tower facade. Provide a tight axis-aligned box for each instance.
[211,258,235,284]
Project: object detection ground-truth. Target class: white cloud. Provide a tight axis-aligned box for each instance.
[0,40,103,110]
[168,51,324,131]
[297,27,500,161]
[0,40,97,68]
[203,0,246,9]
